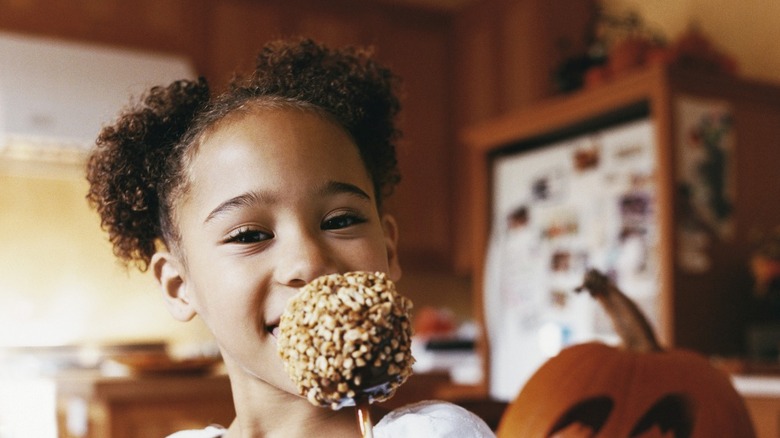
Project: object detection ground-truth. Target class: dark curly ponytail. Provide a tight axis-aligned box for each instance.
[86,78,209,270]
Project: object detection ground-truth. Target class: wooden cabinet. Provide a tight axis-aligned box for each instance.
[463,64,780,393]
[733,375,780,438]
[744,396,780,438]
[55,372,234,438]
[53,370,507,436]
[449,0,597,272]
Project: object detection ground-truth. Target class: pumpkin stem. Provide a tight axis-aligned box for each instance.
[575,269,662,353]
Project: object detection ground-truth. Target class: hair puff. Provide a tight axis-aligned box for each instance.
[86,78,209,270]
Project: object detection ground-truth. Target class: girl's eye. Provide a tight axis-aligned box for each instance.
[224,227,273,244]
[322,213,367,230]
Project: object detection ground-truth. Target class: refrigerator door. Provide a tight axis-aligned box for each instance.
[485,118,659,401]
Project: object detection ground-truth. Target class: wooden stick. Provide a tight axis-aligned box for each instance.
[355,397,374,438]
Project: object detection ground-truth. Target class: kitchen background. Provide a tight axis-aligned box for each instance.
[1,0,780,436]
[2,0,779,353]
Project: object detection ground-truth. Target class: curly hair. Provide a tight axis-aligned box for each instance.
[86,38,403,271]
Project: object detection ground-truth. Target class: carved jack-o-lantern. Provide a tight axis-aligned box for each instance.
[497,270,755,438]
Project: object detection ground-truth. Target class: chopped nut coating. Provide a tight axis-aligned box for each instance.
[277,272,414,409]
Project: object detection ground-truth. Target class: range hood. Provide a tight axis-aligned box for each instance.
[0,31,195,164]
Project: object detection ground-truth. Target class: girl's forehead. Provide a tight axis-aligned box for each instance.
[183,107,373,203]
[195,103,348,154]
[202,107,354,157]
[223,99,342,130]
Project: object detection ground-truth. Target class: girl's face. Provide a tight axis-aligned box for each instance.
[154,107,401,394]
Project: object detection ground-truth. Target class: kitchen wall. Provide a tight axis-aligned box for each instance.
[0,164,214,347]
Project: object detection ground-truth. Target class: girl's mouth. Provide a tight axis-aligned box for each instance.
[266,323,280,338]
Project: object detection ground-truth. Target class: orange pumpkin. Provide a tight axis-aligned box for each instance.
[497,269,755,437]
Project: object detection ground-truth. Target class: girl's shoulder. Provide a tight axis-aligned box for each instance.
[375,400,496,438]
[165,425,226,438]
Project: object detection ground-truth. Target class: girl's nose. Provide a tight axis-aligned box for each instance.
[275,229,336,288]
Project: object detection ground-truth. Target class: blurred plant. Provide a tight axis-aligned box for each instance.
[553,6,665,92]
[554,7,738,93]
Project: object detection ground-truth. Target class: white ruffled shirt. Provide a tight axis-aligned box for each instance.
[166,400,496,438]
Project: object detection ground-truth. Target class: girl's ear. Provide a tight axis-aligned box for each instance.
[151,251,196,322]
[381,214,402,282]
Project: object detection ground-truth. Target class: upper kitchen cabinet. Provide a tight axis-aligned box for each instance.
[450,0,598,273]
[463,64,780,384]
[0,1,208,67]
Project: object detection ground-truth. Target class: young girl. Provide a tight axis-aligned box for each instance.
[86,38,494,437]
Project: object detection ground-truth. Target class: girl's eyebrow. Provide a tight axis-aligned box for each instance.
[318,180,371,201]
[203,181,371,224]
[204,191,269,224]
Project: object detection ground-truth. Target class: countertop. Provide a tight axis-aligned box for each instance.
[733,374,780,398]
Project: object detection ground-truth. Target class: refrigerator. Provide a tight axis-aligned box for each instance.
[483,117,660,401]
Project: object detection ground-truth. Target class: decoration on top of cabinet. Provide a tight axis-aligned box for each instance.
[553,7,739,93]
[553,7,666,93]
[674,96,735,274]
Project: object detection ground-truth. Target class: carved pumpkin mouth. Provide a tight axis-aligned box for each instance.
[546,391,696,437]
[547,395,613,436]
[630,393,694,438]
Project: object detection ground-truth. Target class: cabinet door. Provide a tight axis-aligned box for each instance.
[669,81,780,356]
[743,396,780,438]
[108,398,234,438]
